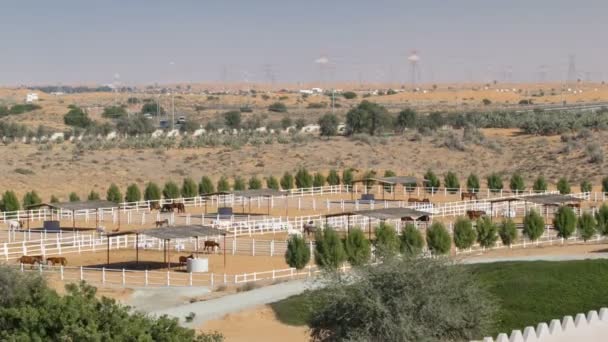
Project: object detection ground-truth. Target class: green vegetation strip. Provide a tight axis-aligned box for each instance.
[270,259,608,336]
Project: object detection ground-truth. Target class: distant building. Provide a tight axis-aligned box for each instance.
[26,93,39,103]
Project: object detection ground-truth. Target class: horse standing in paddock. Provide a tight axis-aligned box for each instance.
[155,219,169,228]
[466,210,486,220]
[46,257,67,266]
[179,254,194,267]
[303,221,316,237]
[150,202,161,211]
[7,220,22,231]
[461,192,478,201]
[408,198,431,204]
[161,204,174,213]
[203,241,221,253]
[18,255,43,268]
[172,203,186,213]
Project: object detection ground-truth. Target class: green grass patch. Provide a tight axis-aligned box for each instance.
[271,260,608,336]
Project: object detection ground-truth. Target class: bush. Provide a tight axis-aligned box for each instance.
[88,190,100,201]
[557,177,571,194]
[280,172,294,190]
[580,179,592,193]
[248,176,262,190]
[140,102,165,115]
[2,191,20,211]
[144,182,161,202]
[603,176,608,193]
[595,203,608,235]
[467,173,480,193]
[69,192,80,202]
[486,173,503,193]
[345,101,392,136]
[312,172,325,187]
[199,176,215,194]
[426,222,451,255]
[342,91,357,99]
[115,114,155,135]
[223,111,241,129]
[163,181,181,199]
[498,219,518,246]
[374,222,400,257]
[326,169,340,186]
[22,191,42,208]
[268,102,287,113]
[217,176,230,192]
[344,228,371,266]
[342,169,353,186]
[578,212,597,241]
[586,143,604,164]
[476,217,498,248]
[295,168,313,188]
[64,106,92,128]
[233,176,246,191]
[266,176,279,190]
[181,178,198,198]
[125,184,142,202]
[509,173,525,193]
[285,235,311,270]
[314,227,347,270]
[106,184,122,203]
[533,176,548,192]
[399,224,424,255]
[553,206,577,239]
[453,218,476,249]
[396,108,417,131]
[423,169,440,193]
[523,209,545,241]
[318,113,339,136]
[50,195,59,203]
[102,105,127,119]
[443,171,460,193]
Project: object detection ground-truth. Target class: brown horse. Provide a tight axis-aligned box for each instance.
[161,204,174,212]
[46,257,67,266]
[204,241,220,253]
[155,219,169,228]
[408,197,431,204]
[150,202,161,211]
[466,210,486,220]
[173,203,186,213]
[461,192,478,200]
[18,255,43,268]
[179,254,194,266]
[303,221,316,236]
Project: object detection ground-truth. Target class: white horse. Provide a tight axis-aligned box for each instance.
[287,228,303,237]
[7,220,21,231]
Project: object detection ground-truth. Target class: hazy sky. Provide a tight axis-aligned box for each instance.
[1,0,606,85]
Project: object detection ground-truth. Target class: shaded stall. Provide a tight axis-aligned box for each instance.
[200,189,287,218]
[27,200,120,232]
[487,193,584,221]
[351,176,419,200]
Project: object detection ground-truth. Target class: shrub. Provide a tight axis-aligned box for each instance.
[106,184,122,203]
[88,190,100,201]
[181,178,198,198]
[223,111,241,129]
[266,176,279,190]
[233,176,246,191]
[280,172,294,190]
[199,176,215,194]
[557,177,571,194]
[498,219,518,246]
[603,176,608,193]
[102,105,127,119]
[144,182,161,201]
[248,176,262,190]
[453,218,476,249]
[115,114,155,135]
[533,176,548,192]
[163,181,181,199]
[342,169,353,186]
[399,224,424,255]
[396,108,417,131]
[64,106,92,128]
[344,228,371,266]
[22,191,42,208]
[443,171,460,193]
[326,169,340,186]
[423,169,440,193]
[595,203,608,235]
[580,179,592,193]
[374,222,400,257]
[140,102,165,115]
[217,176,230,192]
[553,206,577,239]
[295,118,307,130]
[268,102,287,113]
[486,173,503,193]
[578,212,597,241]
[467,173,480,193]
[50,195,59,203]
[125,184,142,202]
[345,101,392,136]
[69,192,80,202]
[295,168,313,188]
[426,222,451,255]
[280,116,293,129]
[523,209,545,241]
[318,113,339,137]
[312,172,325,187]
[475,217,498,248]
[342,91,357,99]
[285,235,311,270]
[585,143,604,164]
[509,173,525,193]
[314,227,347,270]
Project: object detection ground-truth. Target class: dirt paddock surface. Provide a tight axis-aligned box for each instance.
[459,242,608,262]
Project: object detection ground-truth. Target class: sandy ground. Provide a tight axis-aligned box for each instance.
[459,242,608,262]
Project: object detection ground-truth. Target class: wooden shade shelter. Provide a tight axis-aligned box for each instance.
[27,200,119,231]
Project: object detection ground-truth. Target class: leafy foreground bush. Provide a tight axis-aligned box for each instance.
[0,266,222,341]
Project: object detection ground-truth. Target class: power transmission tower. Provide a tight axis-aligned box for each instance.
[567,54,577,84]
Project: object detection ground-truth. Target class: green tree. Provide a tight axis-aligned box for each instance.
[233,176,246,191]
[2,191,20,211]
[426,222,451,255]
[424,169,440,193]
[509,173,525,193]
[580,179,592,193]
[144,182,161,202]
[285,235,311,270]
[557,177,571,194]
[318,113,339,137]
[396,108,417,131]
[140,102,165,115]
[399,224,424,255]
[69,192,80,202]
[106,184,122,203]
[342,91,357,99]
[312,172,326,187]
[374,222,400,257]
[88,190,100,201]
[342,169,354,187]
[22,191,42,208]
[476,217,498,248]
[343,228,371,266]
[444,171,460,193]
[523,209,545,241]
[467,173,480,193]
[181,178,198,198]
[326,169,340,186]
[295,168,313,188]
[199,176,215,195]
[578,212,597,241]
[553,206,577,239]
[268,102,287,113]
[498,219,518,246]
[223,111,241,129]
[163,181,181,199]
[533,176,548,192]
[102,105,127,119]
[314,227,347,270]
[217,176,230,192]
[266,176,280,190]
[280,172,294,190]
[345,100,392,136]
[248,176,262,190]
[595,203,608,236]
[124,184,141,202]
[602,176,608,193]
[486,173,503,193]
[453,217,476,250]
[50,195,59,203]
[63,105,92,128]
